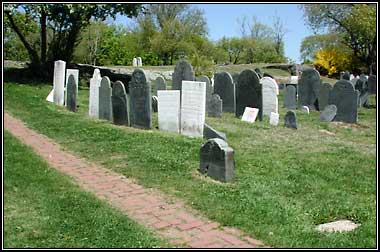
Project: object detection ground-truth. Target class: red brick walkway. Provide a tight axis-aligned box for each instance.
[4,112,268,248]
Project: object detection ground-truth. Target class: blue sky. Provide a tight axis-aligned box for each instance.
[115,3,315,63]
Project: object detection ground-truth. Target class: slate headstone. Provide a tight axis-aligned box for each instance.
[261,77,278,117]
[199,138,234,183]
[328,80,358,123]
[236,69,262,120]
[203,123,227,141]
[197,76,213,109]
[283,85,297,109]
[53,60,66,106]
[367,75,377,94]
[298,68,321,110]
[129,69,152,129]
[154,76,166,95]
[279,83,285,90]
[89,69,102,118]
[284,111,297,129]
[157,90,181,133]
[207,94,222,118]
[152,95,158,112]
[214,72,235,113]
[318,82,332,111]
[341,71,350,80]
[172,60,195,93]
[65,69,79,106]
[66,74,77,112]
[263,72,274,79]
[111,81,128,125]
[98,76,113,121]
[320,104,337,122]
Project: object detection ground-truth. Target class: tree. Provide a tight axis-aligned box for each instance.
[314,48,354,77]
[300,33,342,63]
[300,4,376,73]
[4,3,143,78]
[272,15,287,57]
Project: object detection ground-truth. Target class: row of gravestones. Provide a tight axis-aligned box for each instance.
[132,57,143,67]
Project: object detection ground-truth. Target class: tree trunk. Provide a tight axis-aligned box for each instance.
[40,10,47,65]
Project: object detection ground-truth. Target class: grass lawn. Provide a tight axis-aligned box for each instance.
[3,131,171,248]
[4,77,377,248]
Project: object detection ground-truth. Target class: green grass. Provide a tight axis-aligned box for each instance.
[4,130,171,248]
[4,81,376,248]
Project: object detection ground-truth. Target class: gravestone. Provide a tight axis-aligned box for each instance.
[89,69,102,118]
[341,71,350,80]
[111,81,128,125]
[269,112,279,126]
[261,77,278,117]
[214,72,235,113]
[367,75,377,94]
[320,104,337,122]
[180,81,206,137]
[236,69,262,120]
[133,57,137,67]
[355,74,367,93]
[349,74,355,80]
[66,74,77,112]
[298,68,321,110]
[328,80,358,123]
[53,60,66,106]
[172,60,195,94]
[279,83,285,90]
[207,94,222,118]
[263,72,274,79]
[283,85,297,109]
[46,89,54,102]
[203,123,227,141]
[154,76,166,95]
[197,76,213,109]
[241,107,259,123]
[350,77,359,89]
[318,83,332,111]
[98,76,113,121]
[151,95,158,112]
[129,69,152,129]
[157,90,181,133]
[137,57,142,67]
[65,69,79,106]
[284,111,297,129]
[289,76,299,84]
[301,106,310,114]
[199,138,234,183]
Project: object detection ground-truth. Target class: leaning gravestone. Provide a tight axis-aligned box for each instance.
[328,80,358,123]
[283,85,297,109]
[367,75,377,94]
[151,95,158,112]
[207,94,222,118]
[157,90,181,133]
[66,74,77,112]
[320,104,337,122]
[199,138,234,183]
[98,76,113,121]
[89,69,102,118]
[172,60,195,94]
[180,81,206,138]
[241,107,259,123]
[236,69,262,120]
[129,69,152,129]
[111,81,128,126]
[261,77,278,117]
[214,72,235,113]
[154,76,166,95]
[53,60,66,106]
[298,68,321,110]
[65,69,79,106]
[318,83,333,111]
[284,111,297,129]
[203,123,227,141]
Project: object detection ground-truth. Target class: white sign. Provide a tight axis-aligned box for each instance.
[241,107,259,123]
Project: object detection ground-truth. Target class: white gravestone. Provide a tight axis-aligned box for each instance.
[269,112,279,126]
[53,60,66,106]
[290,76,298,84]
[261,77,279,117]
[89,69,102,118]
[180,81,206,138]
[133,58,137,67]
[46,89,54,102]
[137,57,142,67]
[241,107,259,123]
[157,90,181,133]
[65,69,79,106]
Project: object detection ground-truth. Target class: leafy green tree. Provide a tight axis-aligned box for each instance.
[300,33,343,63]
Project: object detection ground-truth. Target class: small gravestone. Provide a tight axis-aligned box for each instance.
[279,83,285,90]
[207,94,222,118]
[111,81,128,125]
[284,85,297,109]
[53,60,66,106]
[269,112,279,126]
[236,69,262,120]
[66,74,77,112]
[203,123,227,141]
[151,95,158,112]
[181,81,206,137]
[284,111,297,129]
[172,60,195,94]
[129,69,152,129]
[261,77,278,117]
[349,74,355,80]
[89,69,102,118]
[241,107,259,123]
[157,90,181,133]
[350,77,359,89]
[328,80,358,123]
[341,71,350,80]
[301,105,310,114]
[154,76,166,95]
[355,74,367,93]
[137,57,142,67]
[98,76,113,121]
[367,75,377,94]
[214,72,235,113]
[320,104,337,122]
[132,57,137,67]
[65,69,79,105]
[199,138,234,183]
[318,83,332,111]
[298,68,321,110]
[316,220,360,233]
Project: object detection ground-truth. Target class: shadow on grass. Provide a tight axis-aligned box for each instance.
[4,67,51,86]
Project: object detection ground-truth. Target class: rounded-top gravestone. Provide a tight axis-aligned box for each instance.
[298,68,321,110]
[320,104,337,122]
[172,60,195,93]
[66,74,77,112]
[154,76,166,95]
[111,81,128,126]
[236,69,262,120]
[261,77,278,117]
[367,75,377,94]
[284,110,297,129]
[328,80,358,123]
[317,82,333,111]
[214,72,235,113]
[98,76,113,121]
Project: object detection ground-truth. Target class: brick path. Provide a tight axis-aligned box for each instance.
[4,112,268,248]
